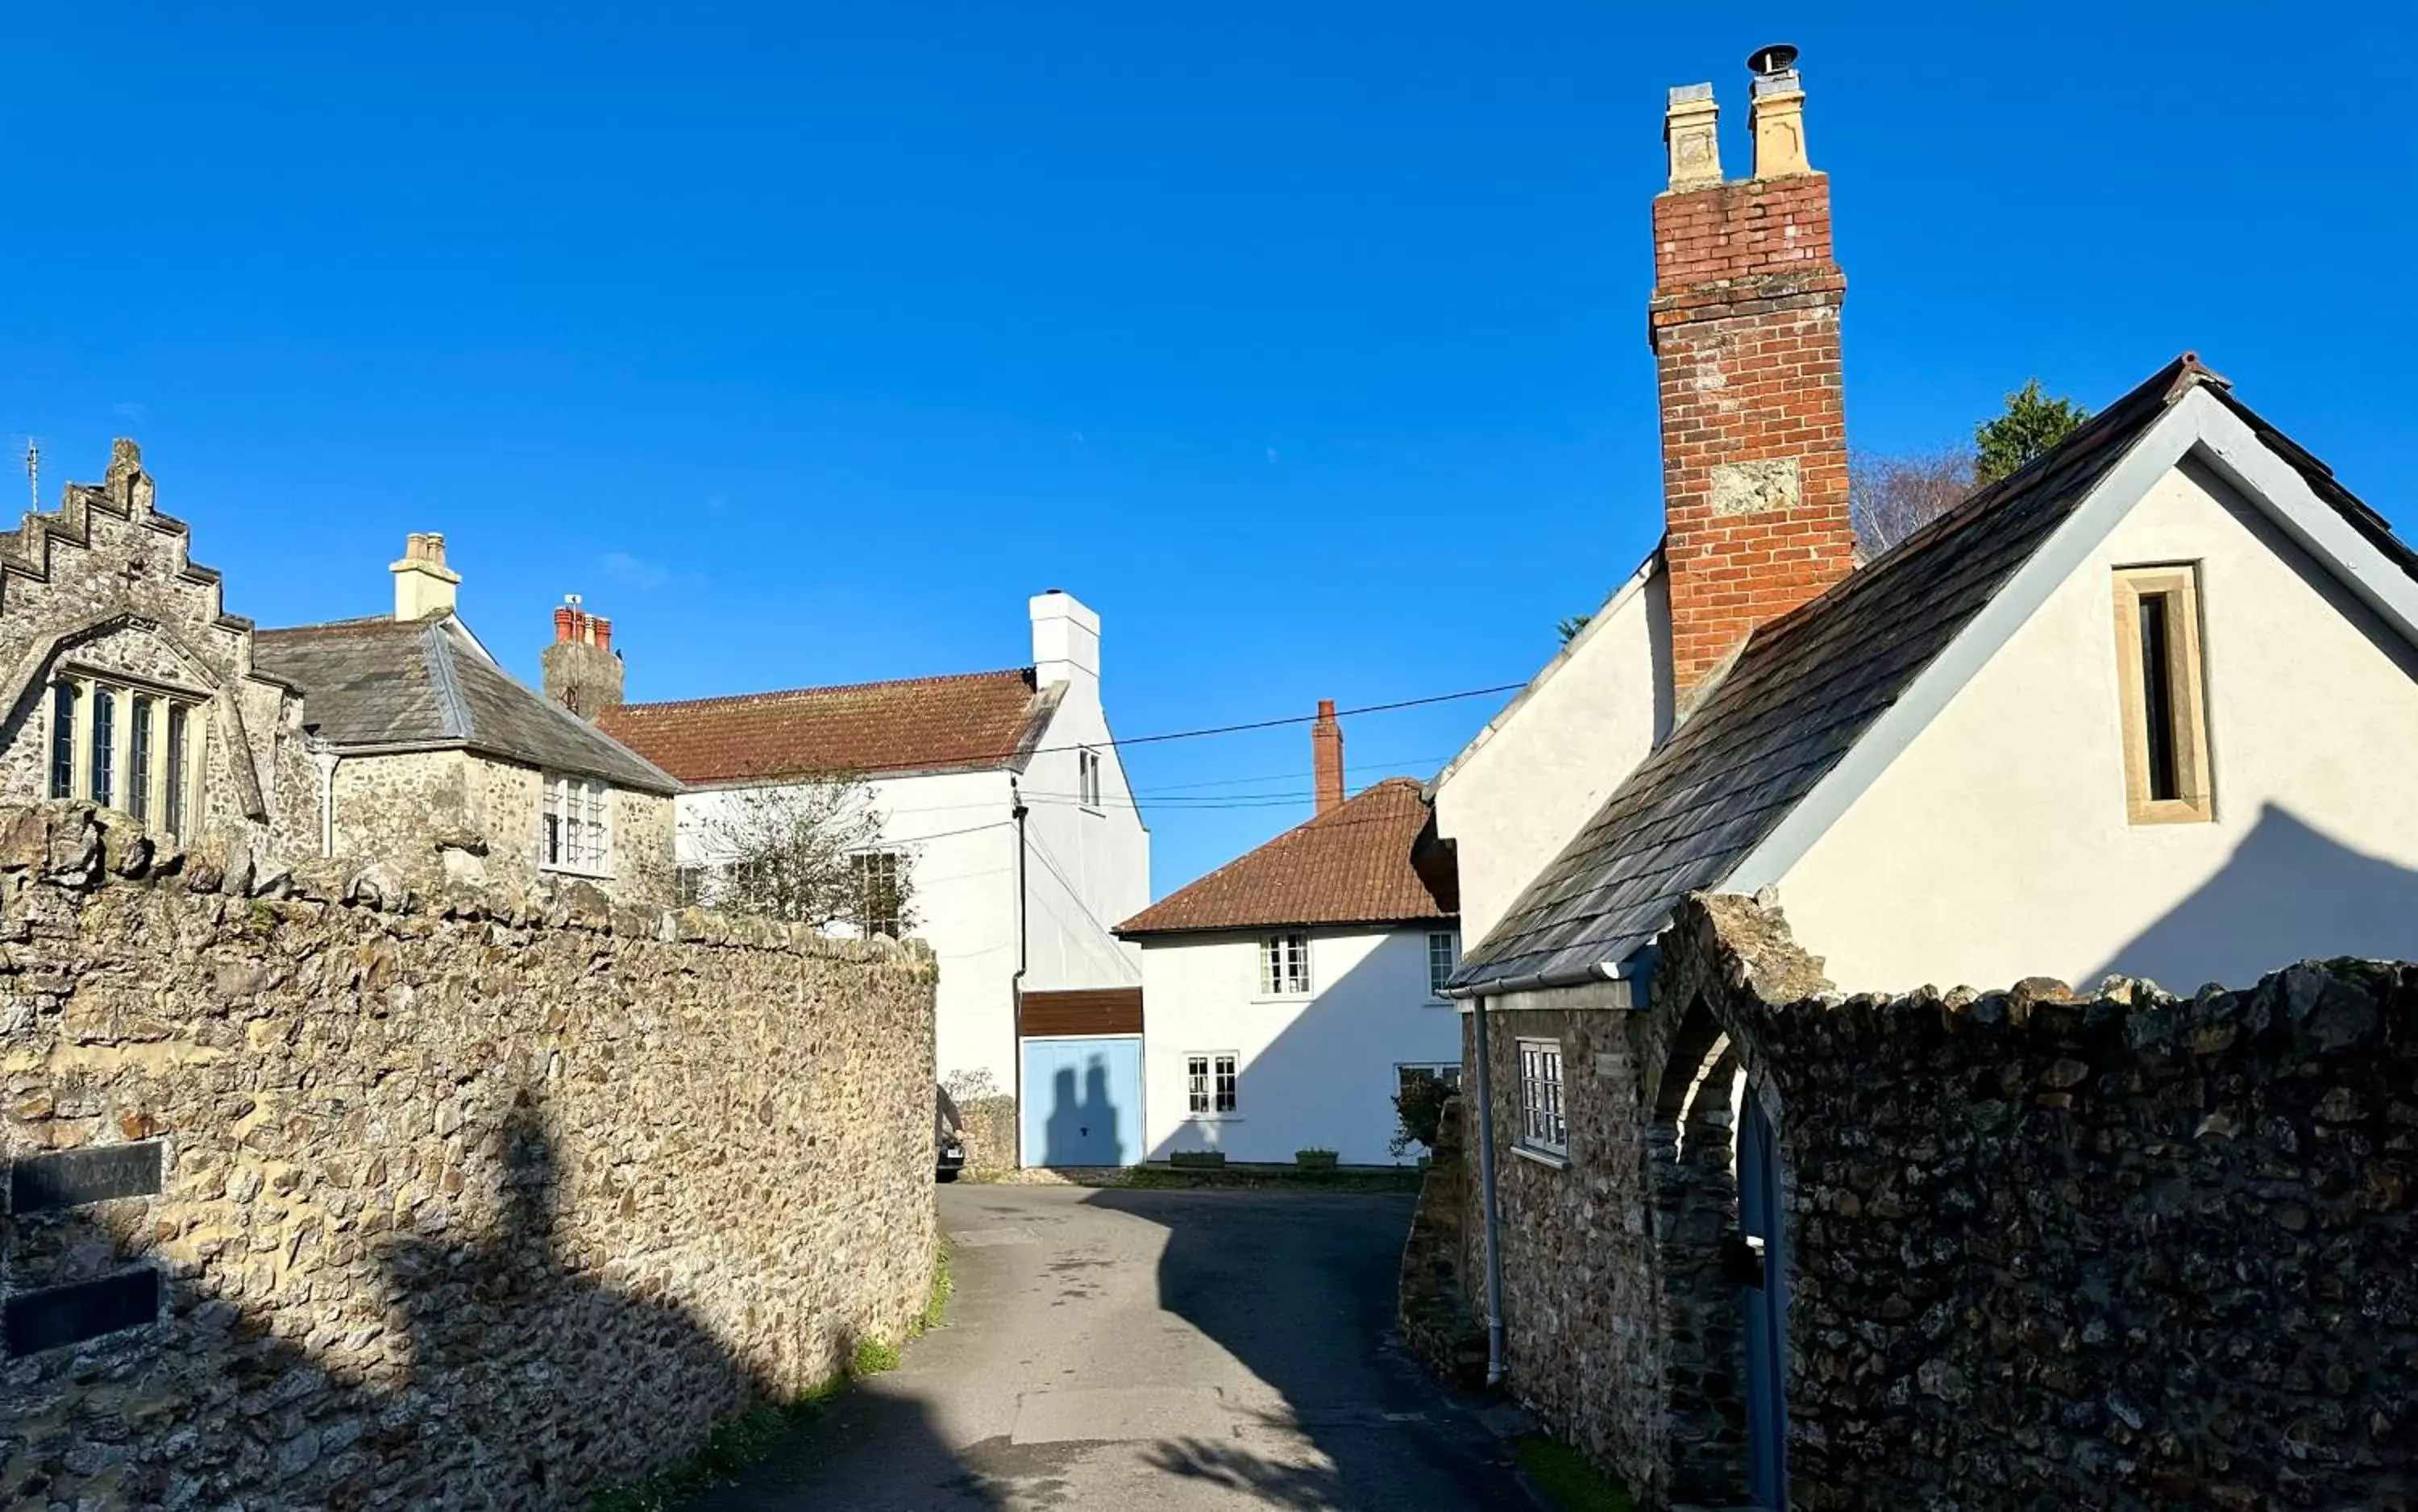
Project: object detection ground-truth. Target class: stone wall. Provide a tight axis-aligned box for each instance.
[1398,1093,1485,1387]
[1460,895,2417,1509]
[0,803,937,1510]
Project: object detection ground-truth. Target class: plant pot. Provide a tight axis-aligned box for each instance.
[1170,1151,1227,1169]
[1294,1151,1340,1171]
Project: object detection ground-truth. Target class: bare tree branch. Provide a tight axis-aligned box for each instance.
[679,776,916,934]
[1850,447,1974,559]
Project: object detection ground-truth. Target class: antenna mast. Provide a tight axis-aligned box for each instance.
[21,438,35,514]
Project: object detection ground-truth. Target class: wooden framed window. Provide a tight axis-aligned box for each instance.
[1517,1038,1567,1156]
[541,774,613,875]
[1257,933,1310,995]
[852,850,903,937]
[1077,748,1103,810]
[1427,931,1459,996]
[2111,565,2213,825]
[1186,1052,1239,1115]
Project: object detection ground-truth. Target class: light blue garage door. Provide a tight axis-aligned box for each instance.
[1020,1036,1144,1167]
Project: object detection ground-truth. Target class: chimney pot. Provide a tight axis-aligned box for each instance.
[553,605,576,643]
[1664,81,1722,189]
[1746,45,1812,178]
[592,617,612,654]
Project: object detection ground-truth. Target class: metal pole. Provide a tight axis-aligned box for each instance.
[1471,993,1508,1385]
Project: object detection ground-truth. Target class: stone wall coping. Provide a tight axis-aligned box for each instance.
[0,800,936,971]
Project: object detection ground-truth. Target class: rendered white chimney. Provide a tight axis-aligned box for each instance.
[391,533,460,621]
[1030,588,1100,694]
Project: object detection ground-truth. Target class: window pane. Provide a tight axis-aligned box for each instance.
[164,705,187,836]
[2138,592,2179,801]
[48,683,74,800]
[89,689,114,808]
[1215,1053,1238,1112]
[128,696,153,823]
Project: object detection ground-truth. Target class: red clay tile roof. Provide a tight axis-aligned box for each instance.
[599,668,1059,785]
[1116,778,1458,937]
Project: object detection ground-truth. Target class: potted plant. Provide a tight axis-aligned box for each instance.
[1170,1149,1227,1169]
[1295,1148,1340,1171]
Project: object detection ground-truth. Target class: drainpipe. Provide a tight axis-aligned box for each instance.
[1472,992,1508,1385]
[307,738,340,858]
[1011,784,1031,1165]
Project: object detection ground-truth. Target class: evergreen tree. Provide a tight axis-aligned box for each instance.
[1976,378,2090,484]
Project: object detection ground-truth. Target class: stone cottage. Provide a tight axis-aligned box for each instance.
[254,538,680,904]
[1427,49,2418,1507]
[0,441,677,901]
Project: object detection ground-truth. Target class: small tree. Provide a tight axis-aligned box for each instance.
[1976,378,2090,484]
[685,777,915,934]
[1850,447,1974,559]
[1390,1074,1456,1157]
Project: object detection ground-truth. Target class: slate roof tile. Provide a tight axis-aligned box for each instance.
[252,615,679,795]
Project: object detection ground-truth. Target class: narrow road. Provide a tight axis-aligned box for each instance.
[691,1182,1529,1510]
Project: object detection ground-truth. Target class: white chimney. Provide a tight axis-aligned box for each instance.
[391,533,460,621]
[1030,589,1099,695]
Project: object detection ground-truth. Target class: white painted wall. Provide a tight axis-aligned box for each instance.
[1776,459,2418,993]
[1434,560,1672,948]
[667,590,1149,1104]
[1138,925,1465,1165]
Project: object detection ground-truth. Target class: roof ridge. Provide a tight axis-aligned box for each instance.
[613,665,1036,715]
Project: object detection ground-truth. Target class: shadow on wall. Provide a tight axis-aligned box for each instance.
[2092,803,2418,989]
[1145,937,1452,1166]
[1082,1186,1514,1510]
[2,1099,975,1510]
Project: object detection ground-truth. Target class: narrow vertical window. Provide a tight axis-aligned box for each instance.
[1214,1053,1238,1113]
[1187,1054,1211,1115]
[89,688,115,809]
[164,704,188,837]
[128,696,154,823]
[2113,565,2212,824]
[1078,749,1103,808]
[48,683,75,800]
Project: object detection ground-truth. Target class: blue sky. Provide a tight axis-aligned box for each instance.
[6,4,2409,896]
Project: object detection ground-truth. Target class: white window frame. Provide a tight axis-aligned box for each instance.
[44,670,203,838]
[1078,747,1103,811]
[1186,1051,1240,1117]
[1396,1062,1462,1095]
[1257,933,1311,996]
[541,774,613,878]
[1426,930,1460,998]
[1515,1038,1567,1157]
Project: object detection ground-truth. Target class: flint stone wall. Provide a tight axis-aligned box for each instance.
[1463,894,2417,1510]
[0,803,937,1510]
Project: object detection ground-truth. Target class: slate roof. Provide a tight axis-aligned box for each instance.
[1117,778,1458,937]
[1455,353,2417,994]
[599,668,1060,785]
[252,616,680,795]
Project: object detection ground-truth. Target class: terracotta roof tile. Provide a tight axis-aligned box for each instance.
[1117,779,1457,937]
[600,667,1057,785]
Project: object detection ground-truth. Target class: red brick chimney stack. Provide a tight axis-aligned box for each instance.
[541,593,625,721]
[1311,700,1344,813]
[1652,45,1857,700]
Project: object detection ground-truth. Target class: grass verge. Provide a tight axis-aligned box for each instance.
[1120,1164,1424,1194]
[1509,1435,1636,1512]
[587,1240,950,1512]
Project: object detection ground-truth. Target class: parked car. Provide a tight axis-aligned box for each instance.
[936,1085,966,1182]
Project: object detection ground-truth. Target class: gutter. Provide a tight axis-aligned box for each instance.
[1444,950,1642,1003]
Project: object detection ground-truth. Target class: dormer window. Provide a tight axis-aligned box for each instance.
[44,675,202,837]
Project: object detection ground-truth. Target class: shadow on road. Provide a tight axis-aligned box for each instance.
[1082,1186,1516,1510]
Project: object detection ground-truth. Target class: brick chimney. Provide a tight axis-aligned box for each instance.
[540,594,624,721]
[1311,699,1344,813]
[390,533,460,621]
[1651,46,1855,700]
